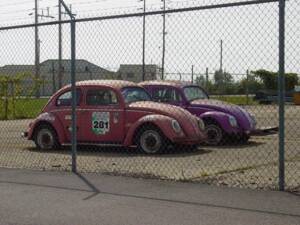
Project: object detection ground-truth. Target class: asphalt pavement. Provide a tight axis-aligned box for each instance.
[0,168,299,225]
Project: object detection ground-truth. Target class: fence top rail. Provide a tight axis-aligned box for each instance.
[0,0,279,31]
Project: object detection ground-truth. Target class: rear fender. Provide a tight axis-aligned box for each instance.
[123,114,184,146]
[28,112,66,144]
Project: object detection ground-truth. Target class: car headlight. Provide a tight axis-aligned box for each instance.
[197,118,205,131]
[171,120,182,133]
[228,115,238,127]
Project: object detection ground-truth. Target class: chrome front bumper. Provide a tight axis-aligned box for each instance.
[250,126,278,136]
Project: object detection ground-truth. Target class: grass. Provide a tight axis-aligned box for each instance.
[211,95,258,105]
[0,95,257,120]
[0,98,49,120]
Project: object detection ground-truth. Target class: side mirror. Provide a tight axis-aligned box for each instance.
[184,100,191,106]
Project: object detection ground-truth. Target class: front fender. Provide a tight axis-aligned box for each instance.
[199,111,238,133]
[28,112,66,144]
[123,114,184,146]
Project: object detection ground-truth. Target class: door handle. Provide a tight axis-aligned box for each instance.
[80,110,88,115]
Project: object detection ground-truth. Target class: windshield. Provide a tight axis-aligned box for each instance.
[184,86,208,101]
[122,87,151,103]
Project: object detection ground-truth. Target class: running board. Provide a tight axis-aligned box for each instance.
[62,142,124,147]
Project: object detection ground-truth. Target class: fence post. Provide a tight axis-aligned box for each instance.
[278,0,285,191]
[60,0,77,173]
[70,19,77,173]
[142,0,146,81]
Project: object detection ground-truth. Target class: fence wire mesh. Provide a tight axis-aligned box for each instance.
[0,0,299,192]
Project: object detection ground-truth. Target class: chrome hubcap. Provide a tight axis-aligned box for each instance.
[205,125,222,145]
[140,130,161,153]
[37,129,54,149]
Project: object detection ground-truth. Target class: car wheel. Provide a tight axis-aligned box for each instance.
[137,126,165,154]
[205,123,224,145]
[34,124,60,150]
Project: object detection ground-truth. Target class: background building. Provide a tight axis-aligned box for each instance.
[117,64,161,82]
[0,59,116,96]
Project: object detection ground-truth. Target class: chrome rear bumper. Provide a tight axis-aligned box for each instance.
[21,132,28,138]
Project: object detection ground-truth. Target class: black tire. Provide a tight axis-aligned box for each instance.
[175,144,198,151]
[204,123,224,146]
[136,125,166,154]
[34,124,60,150]
[238,134,250,144]
[226,133,250,144]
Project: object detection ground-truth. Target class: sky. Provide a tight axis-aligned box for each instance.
[0,0,299,81]
[0,0,209,24]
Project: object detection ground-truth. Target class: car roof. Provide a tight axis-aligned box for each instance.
[139,80,195,88]
[63,80,141,91]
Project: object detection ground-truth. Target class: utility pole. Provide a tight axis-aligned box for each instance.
[246,69,249,105]
[206,67,209,89]
[220,39,223,72]
[161,0,166,80]
[31,2,54,98]
[191,65,194,83]
[58,3,73,88]
[52,61,56,94]
[58,0,63,89]
[141,0,146,81]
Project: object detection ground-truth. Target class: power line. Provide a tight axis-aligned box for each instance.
[0,16,32,23]
[69,0,200,16]
[0,0,38,8]
[0,8,33,15]
[71,2,166,15]
[70,0,139,5]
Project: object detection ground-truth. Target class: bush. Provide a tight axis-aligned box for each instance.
[0,72,44,120]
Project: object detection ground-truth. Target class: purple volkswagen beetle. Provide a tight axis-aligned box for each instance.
[140,80,276,145]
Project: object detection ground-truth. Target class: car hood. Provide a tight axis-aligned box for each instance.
[127,101,202,134]
[190,99,255,130]
[128,101,196,122]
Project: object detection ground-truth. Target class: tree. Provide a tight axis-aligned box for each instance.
[214,70,233,85]
[238,74,263,94]
[252,69,298,91]
[195,75,206,87]
[213,70,234,94]
[0,72,44,119]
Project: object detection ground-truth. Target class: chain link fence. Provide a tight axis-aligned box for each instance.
[0,0,299,192]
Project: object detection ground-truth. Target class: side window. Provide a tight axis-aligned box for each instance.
[86,89,118,106]
[153,88,182,103]
[56,90,81,106]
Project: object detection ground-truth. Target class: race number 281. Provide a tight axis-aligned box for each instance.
[93,120,109,129]
[92,112,110,135]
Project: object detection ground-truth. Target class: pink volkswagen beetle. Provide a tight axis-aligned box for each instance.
[23,80,206,154]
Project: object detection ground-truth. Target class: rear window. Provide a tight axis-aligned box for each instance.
[152,88,182,103]
[121,87,151,103]
[56,89,81,106]
[86,89,118,106]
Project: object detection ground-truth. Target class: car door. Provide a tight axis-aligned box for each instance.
[77,87,124,144]
[53,89,82,143]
